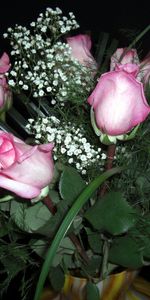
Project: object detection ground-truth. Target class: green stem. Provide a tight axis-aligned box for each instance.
[33,166,123,300]
[119,24,150,63]
[100,238,111,280]
[0,111,6,122]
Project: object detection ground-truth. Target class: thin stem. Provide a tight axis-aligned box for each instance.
[100,238,111,280]
[43,196,89,263]
[42,196,57,215]
[0,112,6,122]
[69,233,89,263]
[100,144,116,197]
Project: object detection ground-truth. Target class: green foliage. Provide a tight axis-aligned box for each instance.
[0,240,38,297]
[10,200,52,233]
[49,266,65,292]
[59,166,86,206]
[109,236,144,269]
[84,191,137,235]
[86,228,103,254]
[81,255,102,278]
[86,281,100,300]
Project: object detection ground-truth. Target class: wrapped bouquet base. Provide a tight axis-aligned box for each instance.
[40,270,139,300]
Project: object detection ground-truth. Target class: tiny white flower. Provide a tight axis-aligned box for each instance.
[101,153,107,160]
[39,90,44,96]
[61,147,66,154]
[23,85,29,90]
[51,99,56,105]
[47,86,52,92]
[8,79,15,86]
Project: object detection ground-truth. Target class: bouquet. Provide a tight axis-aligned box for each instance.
[0,6,150,300]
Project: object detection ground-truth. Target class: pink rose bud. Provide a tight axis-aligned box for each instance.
[0,52,11,73]
[66,34,97,70]
[0,131,54,198]
[110,48,139,71]
[87,69,150,136]
[138,51,150,87]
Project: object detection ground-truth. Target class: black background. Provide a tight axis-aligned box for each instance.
[0,0,150,56]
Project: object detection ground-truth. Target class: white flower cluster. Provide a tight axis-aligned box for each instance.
[26,116,106,175]
[4,7,93,106]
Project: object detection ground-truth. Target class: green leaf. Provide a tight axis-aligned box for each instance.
[52,253,63,267]
[49,190,61,204]
[86,282,100,300]
[59,166,86,205]
[49,266,65,292]
[0,201,11,211]
[86,228,103,254]
[37,201,68,237]
[30,239,48,258]
[0,224,9,237]
[62,254,75,270]
[59,237,76,254]
[0,195,14,202]
[33,167,123,300]
[84,191,137,235]
[81,255,102,278]
[109,236,144,268]
[10,200,51,233]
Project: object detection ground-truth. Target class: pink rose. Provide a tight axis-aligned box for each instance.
[0,76,12,109]
[0,131,54,198]
[138,51,150,87]
[0,52,11,74]
[110,48,139,71]
[66,34,97,69]
[87,69,150,136]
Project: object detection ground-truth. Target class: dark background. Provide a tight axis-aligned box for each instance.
[0,0,150,57]
[0,1,150,299]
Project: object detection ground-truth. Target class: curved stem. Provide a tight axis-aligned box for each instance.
[33,167,123,300]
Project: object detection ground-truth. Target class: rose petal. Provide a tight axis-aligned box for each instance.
[0,174,41,198]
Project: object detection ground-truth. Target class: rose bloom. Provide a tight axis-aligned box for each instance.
[0,131,54,198]
[87,67,150,136]
[110,48,139,71]
[66,34,97,70]
[0,52,11,74]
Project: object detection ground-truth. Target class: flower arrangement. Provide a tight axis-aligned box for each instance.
[0,6,150,300]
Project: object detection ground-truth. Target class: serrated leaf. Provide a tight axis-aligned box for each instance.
[84,192,137,235]
[86,281,100,300]
[10,200,51,233]
[109,236,144,268]
[59,166,86,205]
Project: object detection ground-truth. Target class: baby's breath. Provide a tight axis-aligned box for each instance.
[5,7,94,107]
[26,117,106,175]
